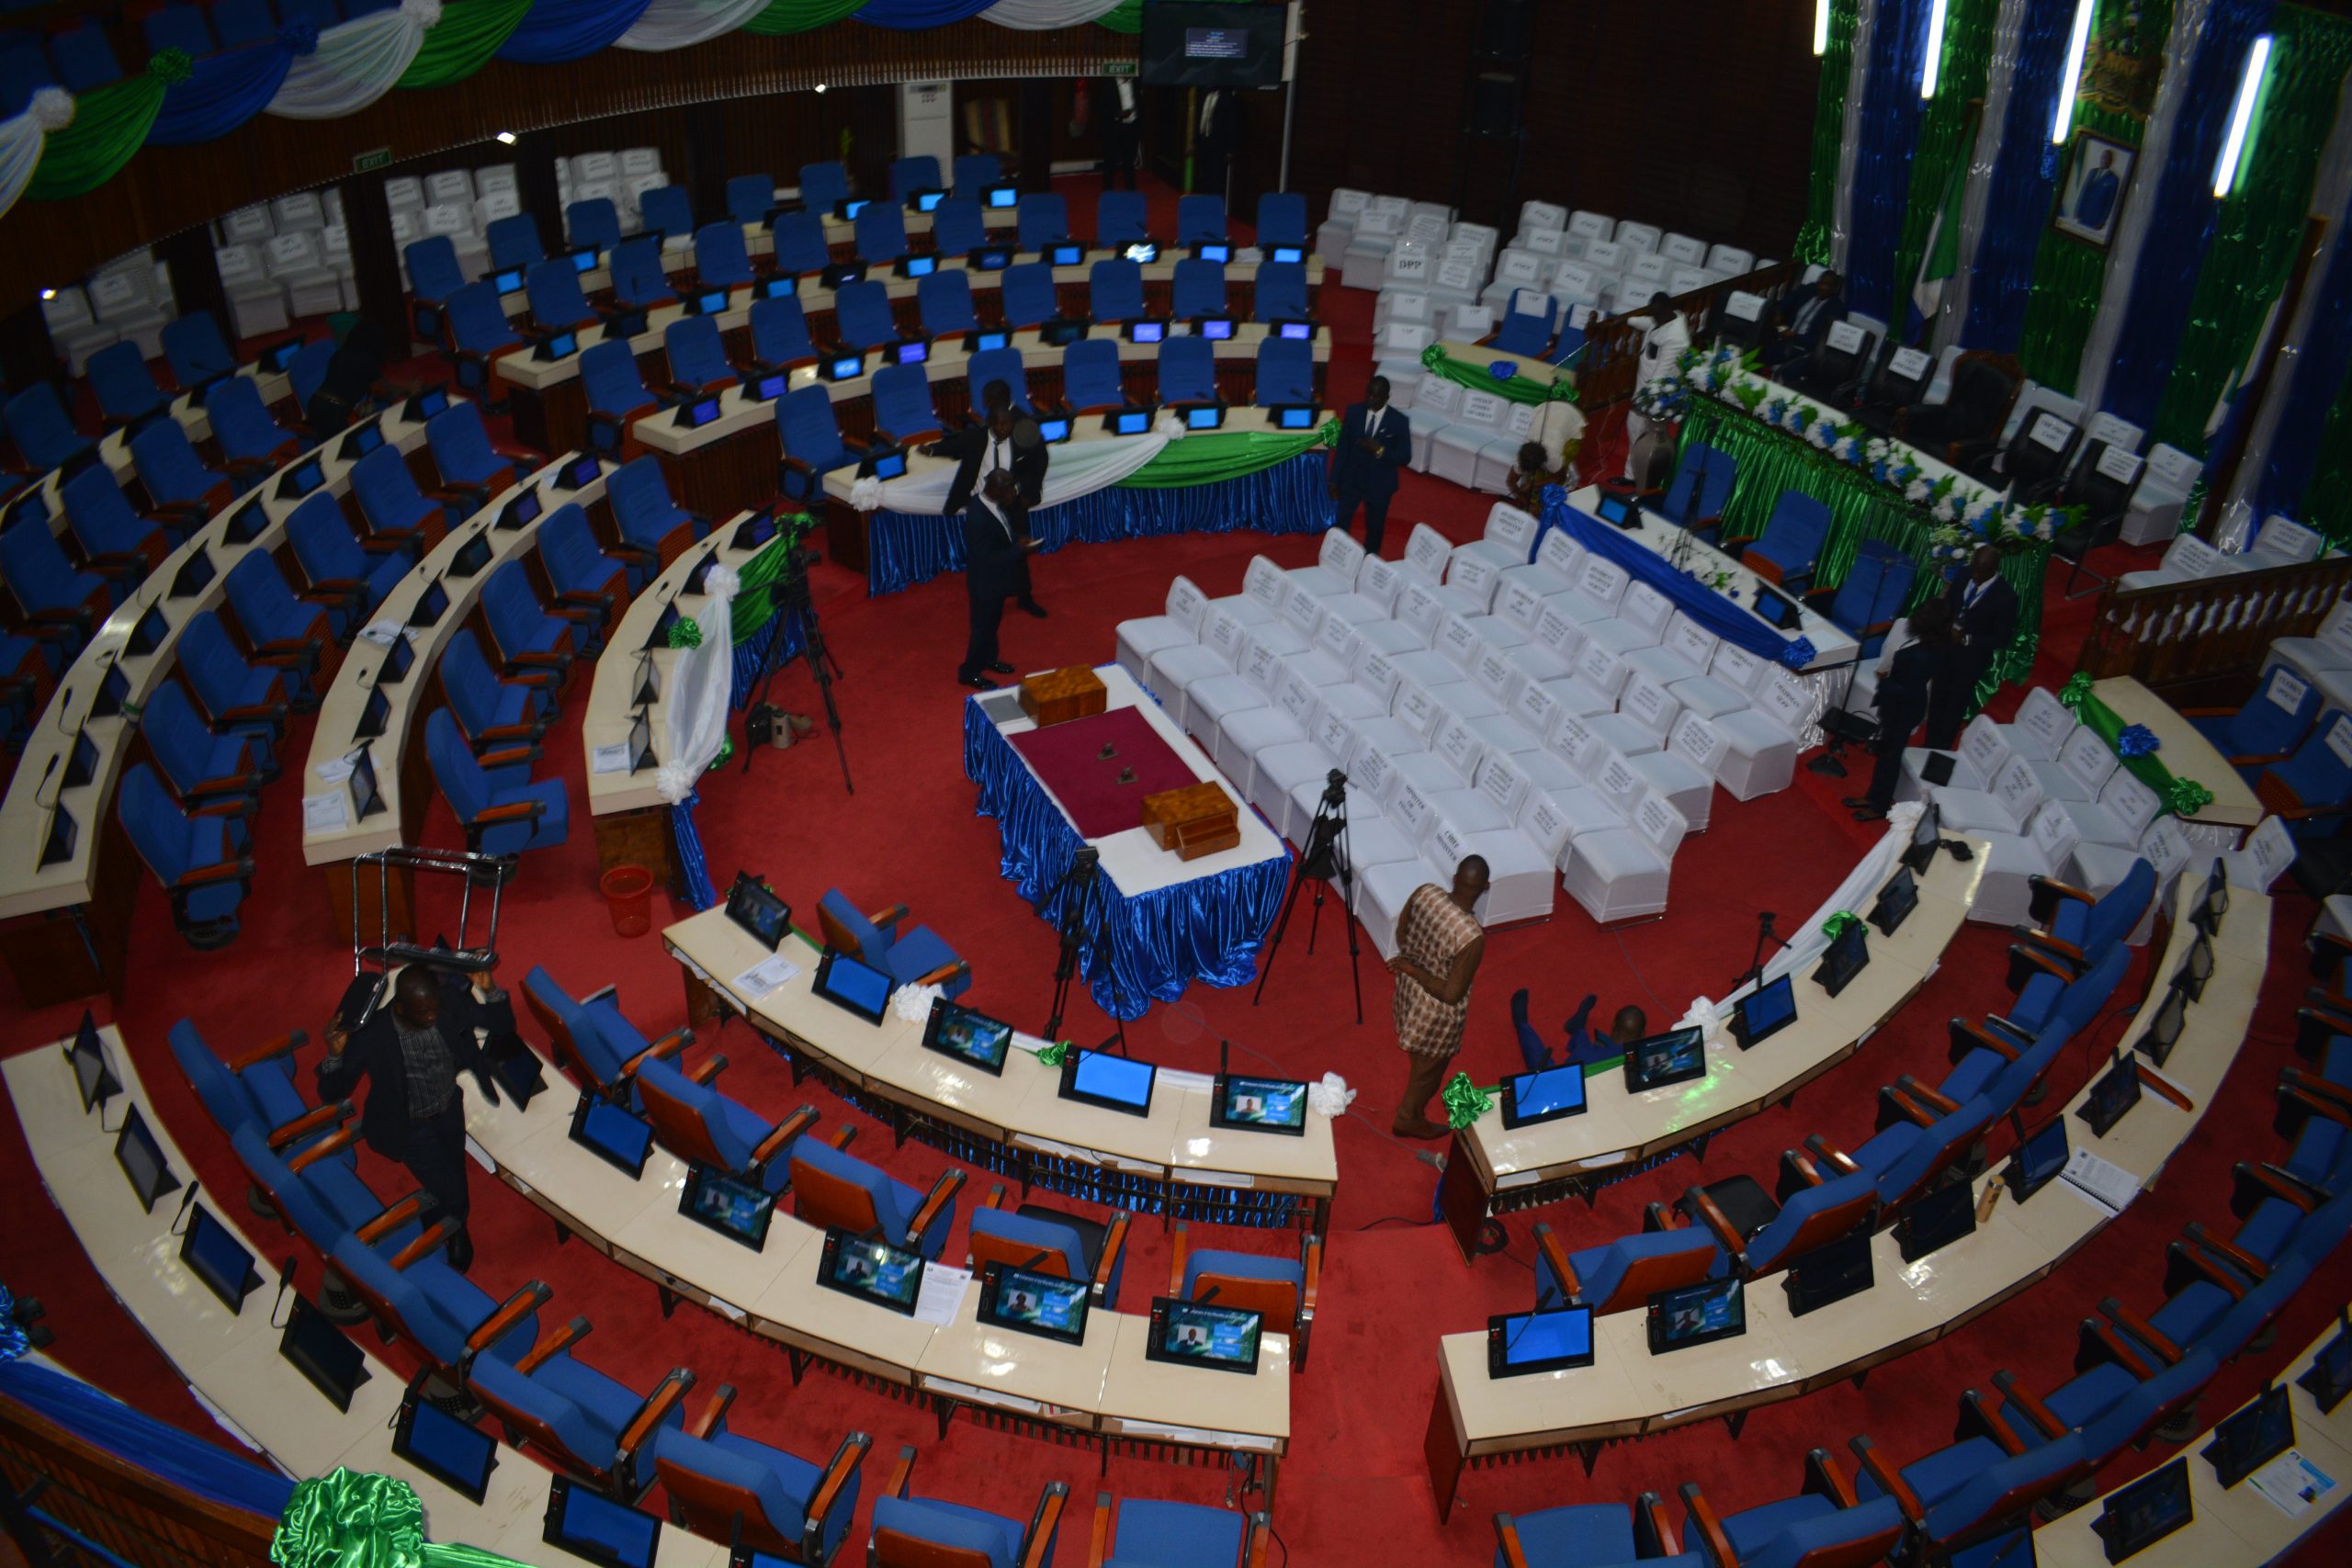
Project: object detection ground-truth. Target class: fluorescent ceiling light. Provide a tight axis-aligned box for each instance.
[2052,0,2097,143]
[2213,35,2273,197]
[1921,0,1949,98]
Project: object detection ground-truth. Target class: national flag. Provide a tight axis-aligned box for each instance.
[1910,148,1968,332]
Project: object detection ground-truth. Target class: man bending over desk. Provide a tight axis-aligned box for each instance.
[1388,856,1489,1140]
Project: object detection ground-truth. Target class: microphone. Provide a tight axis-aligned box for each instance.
[270,1258,300,1328]
[1016,1247,1057,1272]
[170,1179,202,1235]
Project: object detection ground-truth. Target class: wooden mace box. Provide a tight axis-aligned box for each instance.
[1018,666,1108,728]
[1140,782,1240,861]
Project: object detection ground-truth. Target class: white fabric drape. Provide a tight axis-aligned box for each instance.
[618,0,776,50]
[658,567,741,801]
[1831,0,1880,272]
[981,0,1131,28]
[0,87,68,226]
[848,430,1173,514]
[268,0,437,120]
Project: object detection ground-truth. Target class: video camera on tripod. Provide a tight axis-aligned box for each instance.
[741,510,854,791]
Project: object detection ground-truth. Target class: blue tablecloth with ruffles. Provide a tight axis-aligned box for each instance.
[963,695,1290,1020]
[868,450,1330,597]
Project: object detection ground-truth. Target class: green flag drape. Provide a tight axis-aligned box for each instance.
[1118,426,1331,488]
[743,0,871,35]
[2057,674,2217,816]
[2299,379,2352,549]
[1798,0,1863,265]
[1893,0,2000,312]
[26,54,180,201]
[2151,7,2352,453]
[1415,344,1577,406]
[397,0,533,90]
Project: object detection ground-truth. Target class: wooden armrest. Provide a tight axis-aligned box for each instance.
[1093,1211,1131,1303]
[1492,1517,1533,1568]
[685,1053,727,1087]
[1680,1186,1744,1251]
[2098,1297,2182,1366]
[2007,939,2081,979]
[506,650,572,670]
[187,772,265,801]
[287,1124,360,1173]
[616,1028,695,1082]
[2136,1063,2193,1111]
[474,744,541,770]
[188,796,257,820]
[1785,1150,1826,1188]
[266,1100,352,1150]
[1088,1492,1115,1568]
[2082,1314,2159,1380]
[2030,874,2097,909]
[1300,1231,1323,1314]
[1019,1481,1069,1568]
[910,959,970,989]
[1169,1220,1192,1296]
[1881,1084,1937,1128]
[220,701,287,725]
[516,1316,590,1376]
[1677,1485,1736,1568]
[906,1168,967,1247]
[227,1030,308,1071]
[1895,1074,1959,1116]
[752,1104,820,1171]
[1990,1371,2066,1441]
[1533,1223,1578,1299]
[2282,1068,2352,1111]
[866,902,909,930]
[356,1193,427,1246]
[1804,1447,1859,1509]
[1950,1018,2020,1064]
[885,1443,917,1500]
[687,1382,737,1439]
[2281,1084,2352,1129]
[477,719,548,743]
[616,1370,695,1466]
[1848,1437,1920,1523]
[1962,1389,2026,1456]
[357,536,413,556]
[1633,1492,1679,1559]
[303,576,367,597]
[826,1124,856,1151]
[2180,1226,2264,1287]
[389,1218,457,1270]
[1802,1134,1862,1176]
[803,1432,871,1556]
[2228,749,2293,768]
[468,1281,552,1354]
[980,1183,1009,1212]
[469,800,544,825]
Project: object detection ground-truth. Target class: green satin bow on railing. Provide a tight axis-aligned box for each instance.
[2058,677,2217,818]
[1442,1070,1496,1129]
[273,1471,527,1568]
[1820,911,1860,940]
[1417,344,1578,406]
[1036,1038,1072,1067]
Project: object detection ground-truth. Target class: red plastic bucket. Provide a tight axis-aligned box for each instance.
[599,864,655,937]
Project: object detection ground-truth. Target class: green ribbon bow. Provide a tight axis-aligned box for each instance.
[273,1471,530,1568]
[2059,672,2095,708]
[1318,416,1343,448]
[667,616,702,649]
[1821,911,1860,940]
[1442,1071,1495,1130]
[2165,776,2216,816]
[1419,344,1447,371]
[2054,676,2214,819]
[707,736,733,771]
[1036,1039,1072,1067]
[148,48,194,86]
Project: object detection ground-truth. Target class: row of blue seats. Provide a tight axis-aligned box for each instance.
[1,312,268,468]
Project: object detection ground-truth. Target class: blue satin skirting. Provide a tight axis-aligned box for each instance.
[866,451,1331,597]
[963,698,1290,1019]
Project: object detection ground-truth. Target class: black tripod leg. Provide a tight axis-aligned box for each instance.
[1251,863,1309,1006]
[1337,859,1363,1025]
[1305,880,1323,954]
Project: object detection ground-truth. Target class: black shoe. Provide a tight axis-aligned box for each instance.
[445,1228,474,1273]
[1019,600,1048,619]
[958,672,998,690]
[1851,807,1888,822]
[986,661,1015,674]
[1841,796,1872,810]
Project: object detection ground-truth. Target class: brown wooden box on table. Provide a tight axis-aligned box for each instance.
[1018,667,1109,728]
[1141,782,1240,861]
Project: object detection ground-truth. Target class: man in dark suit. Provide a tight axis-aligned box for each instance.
[317,964,513,1271]
[930,380,1050,616]
[1926,545,2019,748]
[1329,376,1411,555]
[959,468,1039,690]
[1098,76,1141,191]
[1766,270,1847,375]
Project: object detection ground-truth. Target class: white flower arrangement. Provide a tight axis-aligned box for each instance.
[1155,411,1189,440]
[848,475,885,512]
[1832,436,1857,461]
[2035,517,2057,541]
[1905,479,1931,503]
[1807,423,1832,449]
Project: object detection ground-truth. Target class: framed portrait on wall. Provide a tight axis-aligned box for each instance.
[2053,130,2135,248]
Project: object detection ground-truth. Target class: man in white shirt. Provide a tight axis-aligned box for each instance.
[1100,76,1141,190]
[1621,292,1691,484]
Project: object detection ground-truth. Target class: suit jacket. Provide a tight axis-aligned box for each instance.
[1872,638,1950,750]
[1331,401,1411,498]
[317,976,507,1157]
[965,496,1029,599]
[1781,292,1849,354]
[1944,574,2018,664]
[939,417,1047,516]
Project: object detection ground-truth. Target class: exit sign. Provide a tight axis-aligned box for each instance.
[352,148,391,173]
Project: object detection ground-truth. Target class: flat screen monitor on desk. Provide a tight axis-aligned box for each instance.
[810,949,894,1025]
[1646,1277,1745,1356]
[1499,1065,1588,1129]
[2006,1114,2070,1202]
[115,1105,180,1213]
[2299,1312,2352,1414]
[1145,1297,1263,1374]
[1271,245,1306,265]
[178,1201,259,1312]
[1212,1072,1309,1134]
[68,1010,119,1115]
[2201,1382,2293,1489]
[815,1229,924,1315]
[923,997,1013,1075]
[1731,974,1797,1051]
[1486,1303,1595,1378]
[2192,860,2228,936]
[1814,920,1870,998]
[1046,243,1086,268]
[723,873,791,950]
[1059,1048,1156,1117]
[1902,803,1941,874]
[568,1093,653,1179]
[1871,865,1918,937]
[1894,1178,1976,1263]
[2091,1458,2192,1562]
[278,1292,369,1412]
[678,1164,775,1251]
[2076,1050,2143,1139]
[392,1384,500,1504]
[2138,987,2188,1069]
[2172,934,2213,1004]
[1623,1027,1705,1094]
[544,1476,662,1568]
[1752,585,1804,631]
[978,1263,1091,1346]
[1781,1230,1873,1317]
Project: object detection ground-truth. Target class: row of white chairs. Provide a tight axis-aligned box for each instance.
[557,149,672,249]
[41,250,178,373]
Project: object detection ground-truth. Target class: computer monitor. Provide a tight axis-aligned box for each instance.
[723,873,791,949]
[1194,243,1232,265]
[262,338,306,373]
[2091,1458,2192,1562]
[69,1010,119,1115]
[810,949,894,1025]
[814,1228,925,1315]
[1902,803,1942,874]
[2191,860,2229,935]
[497,487,544,532]
[170,548,215,598]
[1144,1297,1262,1374]
[1046,242,1086,268]
[908,189,945,214]
[985,185,1019,209]
[971,328,1012,354]
[1731,975,1798,1051]
[447,532,493,579]
[1058,1048,1157,1116]
[544,1475,662,1568]
[1272,245,1306,265]
[178,1201,260,1313]
[1278,318,1314,340]
[969,246,1014,272]
[1623,1027,1706,1094]
[674,394,724,429]
[2006,1114,2070,1202]
[278,1292,369,1411]
[1124,241,1160,265]
[1270,403,1317,430]
[2202,1383,2293,1489]
[392,1384,500,1504]
[2298,1312,2352,1415]
[1645,1277,1746,1355]
[348,746,385,822]
[114,1105,180,1213]
[376,637,414,687]
[409,580,449,628]
[491,266,526,296]
[403,388,450,423]
[895,338,930,366]
[1781,1230,1874,1317]
[897,254,938,279]
[339,423,385,463]
[1183,403,1226,430]
[1195,316,1234,340]
[678,1164,775,1251]
[2076,1051,2143,1139]
[568,1092,653,1179]
[922,997,1014,1076]
[1212,1072,1310,1134]
[1108,408,1153,435]
[2138,987,2188,1068]
[1752,586,1805,631]
[223,498,266,544]
[1871,865,1918,937]
[276,457,326,499]
[1125,319,1167,344]
[978,1263,1091,1347]
[2171,934,2213,1004]
[1499,1065,1588,1129]
[1814,920,1871,998]
[126,606,167,657]
[1894,1179,1977,1263]
[1486,1303,1596,1378]
[535,331,578,362]
[1036,414,1072,444]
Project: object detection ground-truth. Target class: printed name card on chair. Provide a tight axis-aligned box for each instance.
[1017,666,1107,728]
[1140,782,1239,861]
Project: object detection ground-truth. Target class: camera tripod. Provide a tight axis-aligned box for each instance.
[741,518,852,794]
[1252,770,1363,1024]
[1732,908,1791,996]
[1041,846,1131,1055]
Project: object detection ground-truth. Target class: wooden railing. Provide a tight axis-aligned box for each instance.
[0,1388,280,1568]
[2075,554,2352,705]
[1572,260,1804,410]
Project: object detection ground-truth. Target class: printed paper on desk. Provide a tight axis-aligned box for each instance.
[732,954,802,998]
[913,1262,972,1325]
[316,751,357,785]
[2250,1450,2335,1518]
[590,742,631,775]
[2059,1147,2140,1217]
[303,793,352,833]
[358,619,404,648]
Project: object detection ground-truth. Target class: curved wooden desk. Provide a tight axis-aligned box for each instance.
[661,912,1335,1235]
[13,362,299,533]
[1425,881,2271,1522]
[0,400,429,1005]
[2087,676,2264,836]
[0,1031,723,1566]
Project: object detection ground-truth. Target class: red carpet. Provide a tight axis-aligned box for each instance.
[5,172,2348,1565]
[1010,707,1199,839]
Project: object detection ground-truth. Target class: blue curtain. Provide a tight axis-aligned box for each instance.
[670,793,717,908]
[865,451,1329,595]
[2098,0,2278,428]
[1539,489,1816,667]
[0,1359,296,1521]
[499,0,655,63]
[1844,0,1937,321]
[2254,177,2352,517]
[148,35,298,145]
[729,604,804,709]
[854,0,1002,27]
[1963,0,2079,350]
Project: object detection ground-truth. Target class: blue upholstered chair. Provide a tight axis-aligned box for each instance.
[161,313,235,392]
[917,270,980,339]
[932,197,988,258]
[464,1310,690,1497]
[1255,192,1307,251]
[872,365,947,449]
[1253,338,1313,407]
[141,679,267,804]
[965,347,1033,416]
[0,516,112,651]
[1811,538,1915,658]
[1490,293,1558,359]
[2184,665,2323,779]
[854,201,911,267]
[1087,1494,1266,1568]
[663,316,738,396]
[228,1117,395,1252]
[817,887,970,997]
[1096,191,1150,248]
[119,762,253,947]
[654,1391,867,1565]
[772,210,833,276]
[1018,193,1070,253]
[424,706,570,856]
[1176,195,1227,246]
[85,341,168,431]
[444,282,523,396]
[581,340,665,458]
[439,628,555,755]
[790,1135,965,1261]
[287,491,413,625]
[353,435,455,544]
[633,1058,815,1193]
[1851,1428,2088,1563]
[1089,258,1148,324]
[833,280,905,352]
[1253,261,1309,324]
[520,965,691,1104]
[1680,1164,1876,1277]
[799,162,852,211]
[1062,339,1128,414]
[608,455,707,583]
[403,237,469,339]
[129,417,233,521]
[2256,710,2352,836]
[224,552,331,695]
[567,197,622,258]
[2013,860,2153,992]
[694,220,757,290]
[288,338,334,407]
[776,388,857,504]
[487,213,546,274]
[1835,1088,1998,1211]
[967,1187,1131,1309]
[1158,338,1217,407]
[62,462,167,571]
[1533,1216,1723,1316]
[321,1195,530,1371]
[889,156,942,201]
[1676,1450,1905,1568]
[1740,491,1832,590]
[179,610,288,747]
[424,401,529,506]
[726,173,775,227]
[4,381,94,471]
[869,1447,1068,1568]
[1172,259,1228,321]
[638,185,695,244]
[169,1017,310,1140]
[526,259,601,335]
[608,237,678,312]
[952,153,1001,193]
[999,263,1061,329]
[1169,1224,1321,1371]
[749,295,821,371]
[1490,1496,1700,1568]
[201,375,303,474]
[537,503,626,648]
[480,558,574,681]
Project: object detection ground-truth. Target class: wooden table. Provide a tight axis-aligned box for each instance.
[1424,881,2270,1522]
[2090,675,2265,835]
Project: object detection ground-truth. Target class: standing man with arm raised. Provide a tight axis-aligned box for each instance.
[932,380,1050,616]
[1329,375,1412,556]
[1926,545,2018,749]
[956,468,1040,691]
[1387,856,1490,1139]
